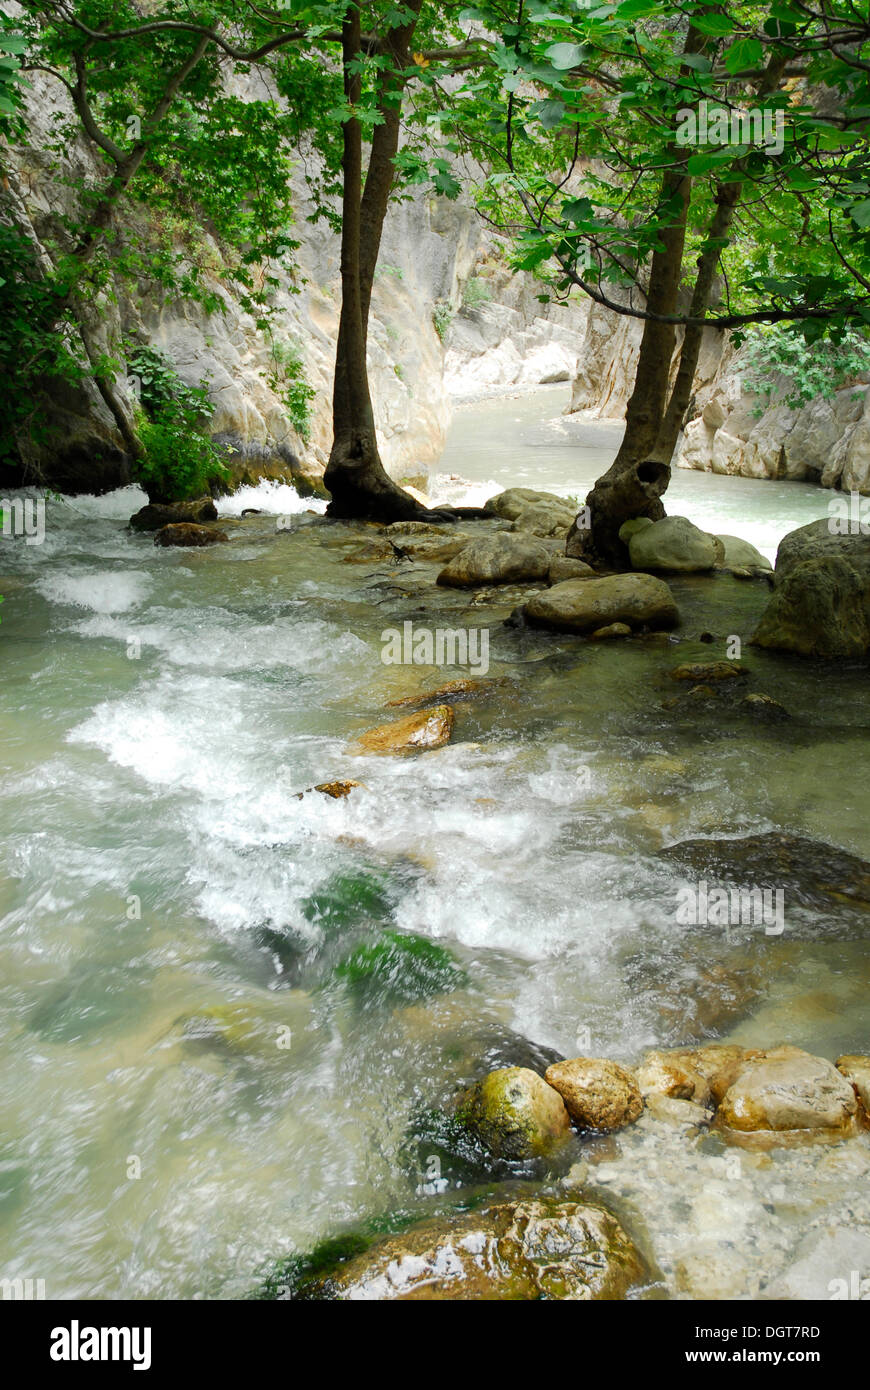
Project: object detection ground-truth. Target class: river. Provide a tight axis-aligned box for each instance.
[0,385,868,1300]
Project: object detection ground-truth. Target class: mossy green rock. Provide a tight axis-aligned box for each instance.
[455,1066,571,1160]
[292,1198,643,1300]
[333,930,466,1006]
[301,869,394,934]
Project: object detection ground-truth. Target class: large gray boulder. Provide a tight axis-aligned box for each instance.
[752,519,870,659]
[715,535,772,570]
[484,487,575,522]
[523,573,679,633]
[628,515,719,572]
[436,534,552,587]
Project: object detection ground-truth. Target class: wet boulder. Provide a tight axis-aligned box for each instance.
[628,516,719,572]
[523,573,679,633]
[436,534,552,587]
[289,1198,644,1300]
[153,523,229,547]
[454,1066,571,1160]
[751,517,870,659]
[130,497,218,531]
[716,1046,860,1147]
[544,1058,644,1130]
[658,831,870,914]
[353,704,455,754]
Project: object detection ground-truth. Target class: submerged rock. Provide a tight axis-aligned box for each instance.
[454,1066,571,1161]
[332,930,466,1007]
[153,522,229,547]
[129,497,218,531]
[312,780,361,799]
[658,831,870,914]
[628,516,718,572]
[291,1197,644,1300]
[386,678,498,709]
[523,573,679,633]
[669,660,745,682]
[544,1058,644,1130]
[353,704,455,754]
[436,534,552,587]
[740,692,790,720]
[589,622,632,640]
[716,1046,860,1147]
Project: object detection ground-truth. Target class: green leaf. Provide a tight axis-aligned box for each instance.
[545,43,587,70]
[724,38,763,74]
[689,13,734,36]
[849,200,870,229]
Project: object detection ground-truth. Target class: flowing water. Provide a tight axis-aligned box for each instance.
[1,386,868,1300]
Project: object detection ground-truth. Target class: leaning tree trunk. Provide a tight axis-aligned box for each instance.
[567,162,692,569]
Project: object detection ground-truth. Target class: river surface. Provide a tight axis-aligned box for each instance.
[1,386,868,1300]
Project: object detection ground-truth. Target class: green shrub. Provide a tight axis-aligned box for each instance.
[741,325,870,418]
[127,345,230,502]
[265,336,316,442]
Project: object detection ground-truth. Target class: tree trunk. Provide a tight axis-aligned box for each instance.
[567,162,692,568]
[323,5,482,523]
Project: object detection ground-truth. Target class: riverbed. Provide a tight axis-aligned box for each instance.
[0,386,868,1299]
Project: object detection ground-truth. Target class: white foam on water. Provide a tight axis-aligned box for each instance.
[427,474,503,509]
[37,568,153,613]
[73,609,370,674]
[217,479,327,517]
[56,485,149,519]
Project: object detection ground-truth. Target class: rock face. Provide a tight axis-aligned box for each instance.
[296,1198,643,1300]
[628,516,718,572]
[8,70,583,495]
[544,1058,644,1130]
[129,499,218,531]
[716,1047,860,1146]
[436,534,552,587]
[454,1066,571,1160]
[523,573,679,633]
[153,522,229,547]
[675,368,870,495]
